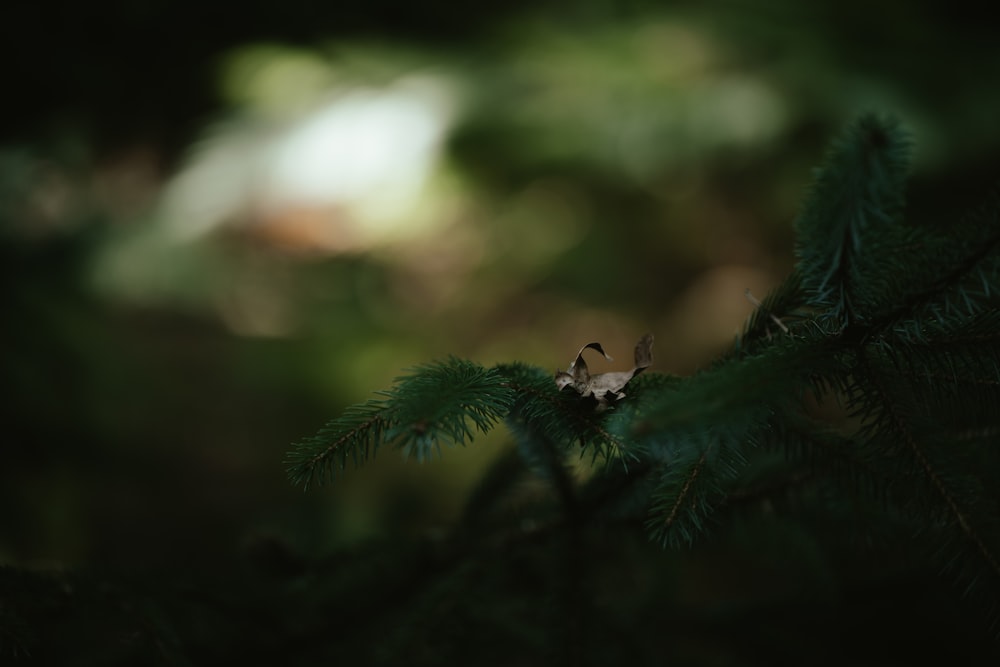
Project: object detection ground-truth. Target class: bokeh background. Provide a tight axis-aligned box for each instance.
[3,0,999,580]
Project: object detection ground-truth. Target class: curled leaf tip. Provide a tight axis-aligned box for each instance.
[555,333,654,410]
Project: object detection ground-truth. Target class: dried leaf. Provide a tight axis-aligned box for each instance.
[555,334,654,410]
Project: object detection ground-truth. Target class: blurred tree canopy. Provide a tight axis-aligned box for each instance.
[2,1,1000,663]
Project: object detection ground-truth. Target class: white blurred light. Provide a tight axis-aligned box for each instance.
[161,73,458,246]
[265,83,448,208]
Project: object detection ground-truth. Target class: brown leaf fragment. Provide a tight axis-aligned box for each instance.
[555,334,654,410]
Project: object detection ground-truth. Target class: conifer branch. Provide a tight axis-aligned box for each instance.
[794,113,910,326]
[864,216,1000,338]
[660,451,707,532]
[854,348,1000,584]
[735,272,805,356]
[286,359,515,488]
[645,433,751,548]
[758,410,889,505]
[635,335,835,443]
[496,362,631,462]
[285,400,390,490]
[281,114,1000,644]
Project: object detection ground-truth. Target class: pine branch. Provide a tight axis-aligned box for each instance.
[285,400,390,490]
[865,309,1000,431]
[862,194,1000,339]
[497,362,634,464]
[645,432,755,548]
[648,448,709,547]
[735,271,807,356]
[282,113,1000,645]
[286,359,515,488]
[794,113,911,327]
[851,346,1000,593]
[632,335,837,446]
[758,410,889,507]
[384,358,515,460]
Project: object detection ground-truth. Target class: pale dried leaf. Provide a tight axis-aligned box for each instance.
[555,334,654,410]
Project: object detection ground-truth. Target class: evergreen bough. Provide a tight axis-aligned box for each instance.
[288,114,1000,636]
[7,113,1000,666]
